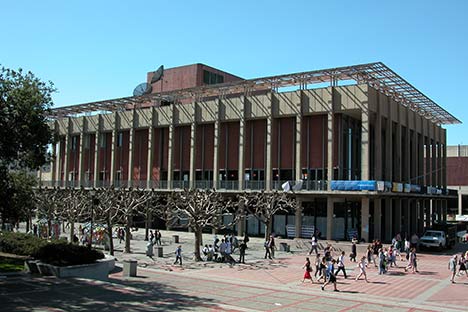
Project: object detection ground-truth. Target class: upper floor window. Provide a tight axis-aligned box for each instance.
[117,132,124,147]
[71,136,79,151]
[203,70,224,85]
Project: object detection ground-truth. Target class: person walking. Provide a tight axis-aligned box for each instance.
[355,256,369,282]
[155,230,162,245]
[309,234,318,255]
[314,254,322,279]
[378,248,386,275]
[149,230,154,243]
[321,259,339,292]
[264,238,272,260]
[268,235,276,259]
[335,251,348,278]
[174,245,182,265]
[350,241,357,262]
[302,257,313,283]
[239,240,247,264]
[449,255,458,283]
[458,253,468,276]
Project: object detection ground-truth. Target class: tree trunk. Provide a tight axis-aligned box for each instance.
[69,220,75,243]
[264,218,272,240]
[125,215,132,253]
[26,219,30,233]
[193,227,202,261]
[107,213,114,256]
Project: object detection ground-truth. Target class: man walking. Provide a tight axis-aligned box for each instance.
[335,251,348,278]
[239,240,247,264]
[449,255,457,283]
[174,245,182,265]
[309,234,318,255]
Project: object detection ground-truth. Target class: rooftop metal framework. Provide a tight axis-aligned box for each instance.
[49,62,461,125]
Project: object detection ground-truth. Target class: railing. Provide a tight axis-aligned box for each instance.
[302,180,328,191]
[194,180,213,189]
[216,180,239,190]
[244,180,265,190]
[172,180,189,189]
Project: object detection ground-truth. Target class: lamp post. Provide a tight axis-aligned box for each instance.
[88,190,96,249]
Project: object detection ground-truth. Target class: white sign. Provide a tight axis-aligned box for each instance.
[455,215,468,222]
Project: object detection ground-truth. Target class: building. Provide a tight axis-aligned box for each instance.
[446,145,468,220]
[42,62,460,242]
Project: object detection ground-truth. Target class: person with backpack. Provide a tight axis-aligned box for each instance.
[321,259,339,292]
[174,245,182,265]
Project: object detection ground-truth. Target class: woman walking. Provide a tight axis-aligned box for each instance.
[314,254,322,279]
[321,259,339,292]
[302,257,313,283]
[355,256,369,282]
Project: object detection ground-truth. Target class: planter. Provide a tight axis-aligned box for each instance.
[24,260,40,274]
[34,255,115,281]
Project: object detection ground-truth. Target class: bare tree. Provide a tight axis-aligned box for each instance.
[93,187,120,255]
[164,189,238,261]
[238,190,296,239]
[57,187,89,243]
[113,188,152,253]
[34,187,63,238]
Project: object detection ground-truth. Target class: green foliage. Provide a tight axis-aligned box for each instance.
[0,232,104,267]
[0,232,46,256]
[0,66,56,169]
[0,256,24,273]
[33,242,104,267]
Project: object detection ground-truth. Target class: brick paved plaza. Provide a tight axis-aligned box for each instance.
[1,229,467,311]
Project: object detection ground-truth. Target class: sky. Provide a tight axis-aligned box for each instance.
[1,0,467,145]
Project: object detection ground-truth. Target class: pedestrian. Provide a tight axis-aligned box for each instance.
[317,257,327,282]
[174,245,182,265]
[302,257,313,283]
[350,241,357,262]
[155,230,162,245]
[366,245,372,264]
[239,240,247,264]
[149,230,154,243]
[264,238,272,260]
[388,245,397,267]
[202,244,209,260]
[372,240,380,267]
[449,255,458,283]
[458,253,468,276]
[219,239,227,262]
[378,248,386,275]
[321,259,339,292]
[268,235,276,259]
[314,254,322,279]
[335,251,348,278]
[309,234,318,255]
[355,256,369,282]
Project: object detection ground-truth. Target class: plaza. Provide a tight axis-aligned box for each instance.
[1,228,467,312]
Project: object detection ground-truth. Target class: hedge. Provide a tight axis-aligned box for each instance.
[0,232,104,266]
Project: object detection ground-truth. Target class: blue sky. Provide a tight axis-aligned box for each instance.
[1,1,467,144]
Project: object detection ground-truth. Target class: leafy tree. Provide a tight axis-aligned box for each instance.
[9,170,38,231]
[0,66,55,225]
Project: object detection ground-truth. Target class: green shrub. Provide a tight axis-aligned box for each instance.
[33,242,104,266]
[0,232,46,256]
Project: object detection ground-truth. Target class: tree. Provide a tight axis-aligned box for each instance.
[94,187,120,256]
[163,189,238,261]
[9,170,38,231]
[34,187,63,238]
[238,190,296,239]
[114,188,152,253]
[0,66,55,225]
[56,187,88,243]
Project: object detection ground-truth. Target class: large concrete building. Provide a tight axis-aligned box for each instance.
[42,62,460,242]
[446,145,468,220]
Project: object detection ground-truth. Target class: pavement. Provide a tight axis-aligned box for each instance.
[1,227,468,311]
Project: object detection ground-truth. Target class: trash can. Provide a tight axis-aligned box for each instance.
[123,260,137,277]
[156,246,163,257]
[146,242,154,257]
[173,235,179,243]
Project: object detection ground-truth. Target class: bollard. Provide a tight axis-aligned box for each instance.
[156,246,163,257]
[123,260,137,277]
[172,235,179,243]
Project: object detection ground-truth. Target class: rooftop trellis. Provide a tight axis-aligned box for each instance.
[49,62,460,125]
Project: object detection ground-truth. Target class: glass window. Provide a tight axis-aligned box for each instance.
[117,132,123,147]
[100,133,107,149]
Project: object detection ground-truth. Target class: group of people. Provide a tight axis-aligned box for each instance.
[449,251,468,283]
[302,233,427,291]
[149,229,162,245]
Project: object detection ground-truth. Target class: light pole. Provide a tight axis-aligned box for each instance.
[88,190,96,249]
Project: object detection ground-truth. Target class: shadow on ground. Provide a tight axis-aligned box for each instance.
[0,275,217,311]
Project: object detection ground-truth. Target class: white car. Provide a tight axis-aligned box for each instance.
[420,230,446,248]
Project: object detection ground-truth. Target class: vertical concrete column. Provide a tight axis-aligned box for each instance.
[385,96,393,181]
[385,198,393,241]
[361,197,370,243]
[238,96,246,190]
[128,125,135,187]
[412,129,418,185]
[425,137,431,186]
[442,200,447,222]
[294,199,303,239]
[109,113,118,184]
[424,199,431,229]
[78,118,85,186]
[327,110,333,189]
[459,191,463,216]
[437,140,442,188]
[361,104,370,181]
[52,141,59,186]
[418,200,425,234]
[394,199,402,235]
[326,197,334,240]
[373,198,382,241]
[295,115,302,181]
[374,96,382,180]
[146,126,154,189]
[394,120,402,182]
[167,106,174,189]
[405,115,411,184]
[213,119,220,189]
[189,121,196,189]
[63,133,70,187]
[93,130,100,188]
[265,93,273,191]
[442,130,447,188]
[431,139,436,187]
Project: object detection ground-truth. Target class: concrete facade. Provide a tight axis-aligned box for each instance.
[43,64,454,242]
